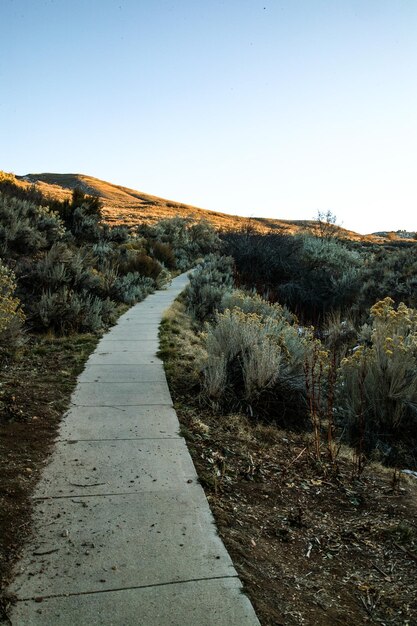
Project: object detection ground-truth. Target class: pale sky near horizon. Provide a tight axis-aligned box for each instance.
[1,0,416,234]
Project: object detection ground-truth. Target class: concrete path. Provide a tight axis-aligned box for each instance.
[9,272,260,625]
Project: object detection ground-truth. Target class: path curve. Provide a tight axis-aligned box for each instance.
[9,272,260,625]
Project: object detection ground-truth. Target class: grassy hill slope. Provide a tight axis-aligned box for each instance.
[17,172,371,240]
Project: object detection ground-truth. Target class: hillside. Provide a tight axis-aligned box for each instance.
[16,172,373,240]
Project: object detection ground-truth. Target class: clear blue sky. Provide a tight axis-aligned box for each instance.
[1,0,416,234]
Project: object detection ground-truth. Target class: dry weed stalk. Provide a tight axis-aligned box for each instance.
[304,343,340,470]
[352,362,367,478]
[326,350,340,469]
[304,346,323,462]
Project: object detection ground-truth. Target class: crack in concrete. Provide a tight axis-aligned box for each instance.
[57,437,182,442]
[70,403,173,407]
[17,575,241,603]
[32,486,195,501]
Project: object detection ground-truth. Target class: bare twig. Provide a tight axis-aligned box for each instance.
[372,562,390,580]
[393,541,417,563]
[69,482,106,487]
[283,447,306,473]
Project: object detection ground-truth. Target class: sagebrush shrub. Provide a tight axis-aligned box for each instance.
[0,262,25,359]
[94,263,119,299]
[220,289,294,324]
[219,289,307,367]
[140,217,221,270]
[155,267,172,289]
[111,273,154,304]
[70,206,101,242]
[185,254,234,323]
[202,305,311,425]
[149,241,176,269]
[358,246,417,312]
[92,242,114,270]
[30,288,116,334]
[0,181,184,338]
[336,297,417,457]
[118,250,162,280]
[203,310,279,399]
[188,220,221,256]
[279,235,362,322]
[223,231,362,323]
[0,194,65,255]
[104,225,130,243]
[30,244,99,292]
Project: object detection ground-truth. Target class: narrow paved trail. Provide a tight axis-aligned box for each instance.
[9,272,260,625]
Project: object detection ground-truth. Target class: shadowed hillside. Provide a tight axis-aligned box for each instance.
[16,172,376,240]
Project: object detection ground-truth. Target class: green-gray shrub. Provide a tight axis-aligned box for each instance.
[282,235,362,320]
[202,302,312,425]
[31,244,99,292]
[185,254,234,323]
[92,242,114,270]
[336,297,417,461]
[0,261,25,360]
[0,194,65,255]
[104,225,130,243]
[111,273,155,305]
[30,288,117,334]
[70,206,101,242]
[220,289,295,324]
[140,217,221,270]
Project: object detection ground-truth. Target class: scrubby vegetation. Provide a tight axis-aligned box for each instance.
[184,254,234,322]
[180,260,313,428]
[0,172,221,347]
[0,186,135,337]
[159,230,417,625]
[206,308,310,424]
[0,262,25,361]
[223,229,417,324]
[337,297,417,465]
[164,232,417,471]
[138,216,221,271]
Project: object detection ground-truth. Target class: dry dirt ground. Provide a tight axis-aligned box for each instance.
[0,334,98,622]
[177,408,417,626]
[159,304,417,626]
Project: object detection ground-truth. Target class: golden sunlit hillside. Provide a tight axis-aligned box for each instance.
[13,172,397,242]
